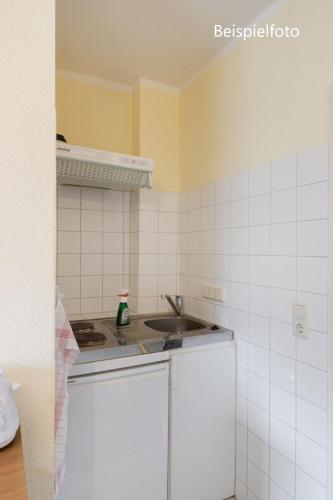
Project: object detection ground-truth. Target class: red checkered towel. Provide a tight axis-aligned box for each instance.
[55,289,79,496]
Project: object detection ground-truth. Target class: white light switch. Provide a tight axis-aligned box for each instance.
[293,303,309,339]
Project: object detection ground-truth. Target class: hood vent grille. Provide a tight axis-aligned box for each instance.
[56,142,153,191]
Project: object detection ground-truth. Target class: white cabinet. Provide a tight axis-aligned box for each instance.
[169,344,236,500]
[59,362,169,500]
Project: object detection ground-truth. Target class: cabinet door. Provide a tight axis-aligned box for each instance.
[59,362,169,500]
[170,345,236,500]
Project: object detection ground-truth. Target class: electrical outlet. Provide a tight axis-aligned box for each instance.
[293,303,309,339]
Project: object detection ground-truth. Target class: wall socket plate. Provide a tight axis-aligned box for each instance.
[293,303,309,339]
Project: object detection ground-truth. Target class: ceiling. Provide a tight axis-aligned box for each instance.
[56,0,276,88]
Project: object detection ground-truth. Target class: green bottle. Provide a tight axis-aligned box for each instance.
[116,290,129,326]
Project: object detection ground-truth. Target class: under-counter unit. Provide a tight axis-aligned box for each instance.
[59,341,235,500]
[59,363,169,500]
[169,344,236,500]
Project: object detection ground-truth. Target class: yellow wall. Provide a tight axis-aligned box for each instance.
[138,83,180,191]
[56,76,132,154]
[180,0,333,190]
[56,77,180,191]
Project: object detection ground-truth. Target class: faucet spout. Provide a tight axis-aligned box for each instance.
[161,294,183,317]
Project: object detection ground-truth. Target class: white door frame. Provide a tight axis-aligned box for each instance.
[328,83,333,498]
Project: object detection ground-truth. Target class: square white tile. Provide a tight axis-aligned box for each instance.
[57,185,80,209]
[103,211,124,232]
[102,190,123,211]
[247,402,269,443]
[214,203,229,229]
[297,257,327,294]
[270,223,296,256]
[270,448,295,497]
[81,231,103,254]
[296,330,327,370]
[249,194,270,226]
[248,314,270,348]
[81,276,102,298]
[58,276,80,299]
[229,255,248,283]
[296,362,327,409]
[57,231,80,254]
[81,188,103,210]
[270,320,296,358]
[297,220,327,257]
[230,172,249,200]
[230,199,249,227]
[270,416,295,462]
[296,467,327,500]
[296,432,327,485]
[249,344,269,380]
[158,212,178,233]
[249,163,270,197]
[214,177,230,204]
[271,189,296,223]
[102,254,123,275]
[248,373,269,411]
[270,288,296,323]
[57,208,80,231]
[57,254,80,276]
[248,431,269,474]
[249,256,270,286]
[200,182,214,207]
[188,187,201,210]
[270,384,296,428]
[81,254,102,276]
[270,256,296,290]
[297,182,328,221]
[297,144,328,186]
[103,232,124,254]
[248,462,269,500]
[249,285,270,317]
[271,154,297,192]
[158,191,178,212]
[270,352,296,392]
[296,397,327,447]
[81,210,102,232]
[103,275,124,297]
[249,225,270,256]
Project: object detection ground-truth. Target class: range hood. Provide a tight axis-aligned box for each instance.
[56,142,154,191]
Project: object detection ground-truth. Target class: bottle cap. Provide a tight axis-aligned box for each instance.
[118,289,129,297]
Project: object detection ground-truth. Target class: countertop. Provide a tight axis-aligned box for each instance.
[0,430,27,500]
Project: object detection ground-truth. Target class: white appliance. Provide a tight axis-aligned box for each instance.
[0,368,20,448]
[58,362,169,500]
[56,141,154,190]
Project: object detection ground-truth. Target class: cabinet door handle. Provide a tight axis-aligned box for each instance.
[171,357,178,390]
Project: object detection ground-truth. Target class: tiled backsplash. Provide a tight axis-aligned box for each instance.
[129,189,179,314]
[179,144,329,500]
[57,143,329,499]
[57,186,130,315]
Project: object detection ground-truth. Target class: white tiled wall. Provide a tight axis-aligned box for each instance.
[57,186,130,316]
[179,144,329,500]
[129,189,179,314]
[57,144,329,499]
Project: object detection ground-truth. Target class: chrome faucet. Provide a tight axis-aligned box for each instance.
[161,294,183,317]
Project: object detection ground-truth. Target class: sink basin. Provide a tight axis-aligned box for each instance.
[144,317,206,333]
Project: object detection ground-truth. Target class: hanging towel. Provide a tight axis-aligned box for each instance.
[54,288,79,496]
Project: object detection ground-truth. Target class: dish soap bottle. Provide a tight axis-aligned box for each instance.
[116,290,130,326]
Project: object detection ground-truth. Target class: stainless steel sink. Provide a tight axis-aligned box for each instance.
[144,317,206,333]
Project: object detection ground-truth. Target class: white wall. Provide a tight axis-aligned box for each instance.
[0,2,55,498]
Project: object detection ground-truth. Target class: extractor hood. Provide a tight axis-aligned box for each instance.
[56,142,154,191]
